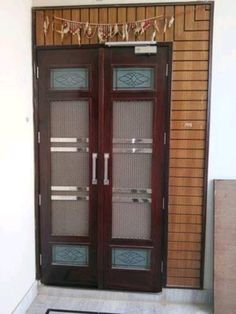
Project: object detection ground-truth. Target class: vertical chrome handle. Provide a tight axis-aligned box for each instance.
[92,153,98,185]
[104,153,109,185]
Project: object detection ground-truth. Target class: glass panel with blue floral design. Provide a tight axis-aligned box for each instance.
[51,68,88,90]
[52,244,89,266]
[112,248,151,270]
[113,67,154,90]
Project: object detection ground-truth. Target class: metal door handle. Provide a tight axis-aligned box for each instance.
[92,153,98,185]
[104,153,109,185]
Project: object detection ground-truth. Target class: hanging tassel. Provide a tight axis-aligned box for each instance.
[168,16,175,28]
[113,24,119,37]
[163,18,168,33]
[98,26,105,43]
[56,22,70,42]
[154,20,160,33]
[124,23,129,41]
[43,16,50,36]
[151,30,157,42]
[73,28,81,45]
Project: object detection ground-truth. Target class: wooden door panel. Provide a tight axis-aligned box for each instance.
[102,46,170,291]
[38,48,99,287]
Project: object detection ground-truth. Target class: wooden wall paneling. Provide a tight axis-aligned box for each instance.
[169,158,204,168]
[173,41,209,51]
[168,232,201,243]
[71,9,80,45]
[169,177,203,188]
[173,61,208,71]
[33,3,213,289]
[168,259,201,269]
[44,10,54,45]
[195,4,210,21]
[36,11,44,46]
[170,129,206,140]
[53,9,62,45]
[89,8,98,44]
[175,6,209,41]
[62,9,72,45]
[80,8,90,45]
[169,185,202,197]
[185,6,209,31]
[171,100,207,110]
[172,71,208,81]
[108,8,118,42]
[167,277,200,287]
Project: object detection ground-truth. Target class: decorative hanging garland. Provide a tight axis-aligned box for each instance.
[43,15,174,45]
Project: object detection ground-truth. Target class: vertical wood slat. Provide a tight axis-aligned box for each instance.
[54,10,62,45]
[136,7,146,41]
[71,9,80,45]
[108,8,118,42]
[80,9,90,45]
[44,10,54,45]
[36,11,44,46]
[89,8,98,44]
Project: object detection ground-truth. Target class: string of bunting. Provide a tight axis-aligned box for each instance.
[43,15,174,44]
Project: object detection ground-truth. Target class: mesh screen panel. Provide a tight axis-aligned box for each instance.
[50,100,88,137]
[113,154,152,189]
[112,202,151,239]
[113,100,153,138]
[112,100,153,240]
[51,152,89,186]
[52,200,89,236]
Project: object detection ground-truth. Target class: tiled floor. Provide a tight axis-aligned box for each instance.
[27,287,213,314]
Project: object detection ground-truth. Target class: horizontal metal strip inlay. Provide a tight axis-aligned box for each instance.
[51,186,89,192]
[113,148,152,154]
[113,138,153,144]
[113,188,152,194]
[51,147,89,152]
[112,197,152,203]
[51,195,89,201]
[51,137,89,143]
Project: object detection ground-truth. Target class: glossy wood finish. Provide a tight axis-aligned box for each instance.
[37,48,99,286]
[33,2,214,289]
[102,46,169,292]
[37,45,170,291]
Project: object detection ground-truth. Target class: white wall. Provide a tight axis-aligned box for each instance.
[0,0,232,305]
[0,1,35,313]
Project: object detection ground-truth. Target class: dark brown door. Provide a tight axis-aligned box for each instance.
[37,45,169,292]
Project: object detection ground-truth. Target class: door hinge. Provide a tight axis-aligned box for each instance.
[36,66,39,79]
[38,194,42,206]
[37,131,40,144]
[39,254,42,266]
[163,132,167,145]
[162,197,165,210]
[165,63,169,77]
[161,261,164,273]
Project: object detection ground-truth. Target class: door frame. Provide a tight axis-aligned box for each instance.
[33,43,172,288]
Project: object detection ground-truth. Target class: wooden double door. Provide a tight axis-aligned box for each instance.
[37,45,170,292]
